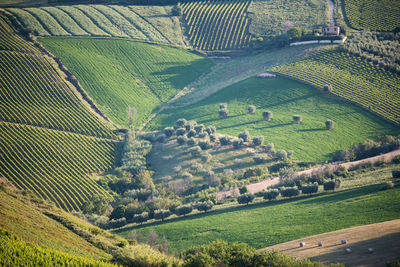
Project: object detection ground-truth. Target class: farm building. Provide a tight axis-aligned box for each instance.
[324,25,340,36]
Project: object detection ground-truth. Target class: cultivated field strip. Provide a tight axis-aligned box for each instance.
[0,122,115,211]
[270,50,400,125]
[181,0,251,50]
[0,17,38,53]
[344,0,400,31]
[7,5,174,44]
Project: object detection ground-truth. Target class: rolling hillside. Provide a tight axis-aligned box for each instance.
[147,76,400,162]
[180,0,251,50]
[270,48,400,125]
[7,5,185,45]
[40,37,214,127]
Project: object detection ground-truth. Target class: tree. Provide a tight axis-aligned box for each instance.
[263,189,279,201]
[279,187,300,198]
[110,205,126,220]
[194,124,205,134]
[175,205,193,216]
[154,209,172,221]
[195,201,214,212]
[133,212,149,224]
[253,136,264,146]
[219,103,227,109]
[325,120,334,130]
[81,194,111,216]
[276,149,288,161]
[220,136,231,145]
[205,126,216,135]
[239,186,248,194]
[301,183,319,194]
[233,138,244,149]
[293,115,302,124]
[323,179,341,191]
[238,131,251,142]
[219,108,228,119]
[237,193,255,205]
[262,111,273,121]
[198,140,212,150]
[184,120,197,132]
[176,127,186,136]
[164,127,174,137]
[248,105,256,114]
[177,135,187,145]
[176,118,187,128]
[287,27,302,39]
[323,85,332,93]
[187,129,196,138]
[190,146,202,156]
[171,5,181,16]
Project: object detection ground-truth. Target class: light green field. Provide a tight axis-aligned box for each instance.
[116,184,400,253]
[248,0,328,37]
[147,76,400,162]
[40,38,214,127]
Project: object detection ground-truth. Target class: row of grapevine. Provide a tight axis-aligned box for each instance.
[0,17,112,138]
[0,122,117,211]
[7,5,172,44]
[0,228,116,266]
[270,49,400,125]
[343,0,400,31]
[180,0,251,50]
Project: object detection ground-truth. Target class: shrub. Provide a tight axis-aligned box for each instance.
[237,193,255,205]
[194,124,205,134]
[219,103,227,110]
[199,140,212,150]
[279,187,300,198]
[239,186,248,194]
[276,149,288,161]
[392,170,400,178]
[174,165,182,173]
[187,129,196,138]
[195,201,214,212]
[266,143,275,153]
[205,126,216,135]
[293,115,302,124]
[176,118,187,128]
[156,134,166,143]
[323,179,341,191]
[176,127,186,136]
[233,138,244,149]
[393,155,400,164]
[301,183,319,194]
[335,165,348,177]
[190,146,202,156]
[253,136,264,146]
[248,105,256,114]
[175,205,193,216]
[177,136,187,145]
[220,136,231,145]
[262,111,273,121]
[201,152,212,163]
[219,109,228,118]
[238,131,250,142]
[209,134,218,142]
[243,168,262,178]
[187,137,196,146]
[381,181,395,190]
[133,212,149,224]
[164,127,175,137]
[263,189,279,200]
[253,153,268,164]
[154,209,172,221]
[184,120,197,131]
[323,84,332,92]
[171,5,181,16]
[325,120,334,130]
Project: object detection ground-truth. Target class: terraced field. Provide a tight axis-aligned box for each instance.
[343,0,400,31]
[40,38,214,127]
[270,49,400,125]
[7,5,183,45]
[180,0,251,50]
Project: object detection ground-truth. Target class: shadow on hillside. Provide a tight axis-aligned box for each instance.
[255,122,292,130]
[297,128,326,132]
[259,94,314,109]
[218,119,263,130]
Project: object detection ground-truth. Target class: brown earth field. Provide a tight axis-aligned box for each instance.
[260,219,400,266]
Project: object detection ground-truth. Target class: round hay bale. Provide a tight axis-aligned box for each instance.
[341,239,347,244]
[299,242,306,247]
[368,248,374,254]
[318,241,323,247]
[345,248,351,254]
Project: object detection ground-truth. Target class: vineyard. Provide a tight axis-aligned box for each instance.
[270,49,400,125]
[40,37,214,127]
[7,5,182,45]
[0,228,116,266]
[180,0,251,50]
[343,0,400,31]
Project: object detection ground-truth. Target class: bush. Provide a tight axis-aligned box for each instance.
[262,111,273,121]
[171,5,181,16]
[393,155,400,164]
[174,165,182,173]
[293,115,302,124]
[301,183,319,194]
[279,187,300,198]
[266,143,275,153]
[177,136,187,145]
[198,140,212,150]
[187,129,196,138]
[233,138,244,149]
[154,209,172,221]
[195,201,214,212]
[253,153,268,164]
[106,218,127,229]
[381,181,395,190]
[276,150,288,161]
[194,124,204,134]
[190,162,203,171]
[323,179,341,191]
[184,120,197,131]
[187,137,196,146]
[263,189,279,201]
[205,126,216,135]
[325,120,334,130]
[323,84,332,92]
[243,168,262,178]
[334,165,348,177]
[220,136,231,146]
[201,153,212,163]
[392,170,400,178]
[175,205,193,216]
[248,105,256,114]
[133,212,149,224]
[190,146,202,156]
[164,127,174,137]
[239,186,248,194]
[238,131,250,142]
[176,118,187,128]
[219,109,228,118]
[156,134,166,143]
[176,127,186,136]
[237,193,255,205]
[209,134,218,142]
[253,136,264,146]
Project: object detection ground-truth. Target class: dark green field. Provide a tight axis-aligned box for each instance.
[147,76,400,162]
[40,38,214,127]
[116,185,400,253]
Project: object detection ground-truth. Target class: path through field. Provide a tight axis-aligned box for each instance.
[261,219,400,266]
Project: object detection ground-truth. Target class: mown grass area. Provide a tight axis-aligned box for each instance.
[116,184,400,253]
[147,76,400,162]
[40,38,214,127]
[343,0,400,31]
[248,0,327,38]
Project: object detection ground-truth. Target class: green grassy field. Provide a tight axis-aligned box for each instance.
[40,38,214,127]
[248,0,327,38]
[270,49,400,125]
[343,0,400,31]
[147,76,400,162]
[116,184,400,253]
[180,0,251,50]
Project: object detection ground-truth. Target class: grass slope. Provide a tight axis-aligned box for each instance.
[248,0,327,38]
[117,185,400,253]
[40,38,213,127]
[343,0,400,31]
[147,76,399,162]
[270,49,400,125]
